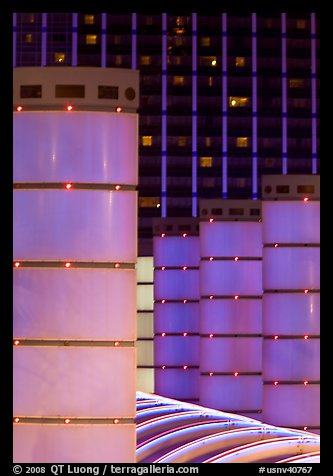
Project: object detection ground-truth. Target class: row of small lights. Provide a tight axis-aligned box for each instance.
[13,339,121,347]
[16,105,123,113]
[157,333,311,339]
[13,417,121,424]
[14,262,122,268]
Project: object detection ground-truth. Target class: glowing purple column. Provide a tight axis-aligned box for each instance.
[199,200,263,418]
[13,67,138,462]
[262,175,320,432]
[153,219,200,403]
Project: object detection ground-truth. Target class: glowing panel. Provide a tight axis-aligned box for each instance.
[262,385,320,427]
[154,270,199,300]
[136,340,154,366]
[136,257,154,282]
[13,269,136,339]
[262,201,320,244]
[137,313,154,339]
[200,337,261,372]
[200,376,262,410]
[14,347,136,417]
[263,248,320,289]
[263,340,319,380]
[154,237,200,267]
[200,300,262,334]
[137,285,154,311]
[200,260,262,295]
[14,190,137,262]
[200,222,262,257]
[263,294,319,335]
[155,336,200,366]
[154,303,199,333]
[137,369,154,394]
[14,424,136,463]
[155,369,199,400]
[13,112,138,185]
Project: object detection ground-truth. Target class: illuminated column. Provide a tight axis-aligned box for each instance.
[13,67,139,462]
[199,200,263,419]
[136,257,155,393]
[262,175,320,432]
[154,219,200,403]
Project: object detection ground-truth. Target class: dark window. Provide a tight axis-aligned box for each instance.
[297,185,315,194]
[250,208,261,216]
[55,84,85,98]
[20,85,42,98]
[276,185,290,193]
[211,208,223,215]
[98,85,119,99]
[178,224,191,231]
[229,208,244,216]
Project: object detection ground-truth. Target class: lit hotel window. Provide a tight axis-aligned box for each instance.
[200,157,213,167]
[208,77,214,87]
[205,137,212,147]
[142,136,153,146]
[229,96,250,107]
[296,19,306,29]
[173,76,185,86]
[54,52,65,63]
[178,136,187,147]
[289,79,304,88]
[115,55,122,66]
[199,56,217,67]
[139,197,160,208]
[140,56,151,65]
[200,37,211,46]
[236,137,249,148]
[84,14,95,25]
[86,34,97,45]
[25,33,33,43]
[235,56,245,67]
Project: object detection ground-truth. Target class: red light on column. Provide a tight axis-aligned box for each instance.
[114,263,120,268]
[234,372,239,377]
[66,105,73,111]
[209,372,214,376]
[114,341,120,347]
[303,197,309,202]
[182,233,187,238]
[209,295,214,300]
[65,183,72,189]
[115,185,121,190]
[162,365,166,369]
[304,380,309,385]
[274,335,279,340]
[116,106,122,112]
[14,262,21,268]
[209,218,214,223]
[161,332,166,337]
[64,418,71,424]
[161,299,166,304]
[65,262,71,268]
[234,295,239,300]
[304,426,308,430]
[304,335,309,340]
[113,419,120,424]
[16,106,23,112]
[14,417,20,423]
[183,365,188,370]
[183,332,188,336]
[183,299,187,303]
[274,381,279,386]
[209,257,214,261]
[13,340,20,346]
[274,243,279,248]
[209,333,214,338]
[161,233,166,237]
[234,256,239,261]
[304,289,309,294]
[161,266,166,270]
[182,266,188,270]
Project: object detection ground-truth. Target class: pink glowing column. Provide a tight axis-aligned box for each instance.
[199,201,263,418]
[13,69,138,462]
[261,176,320,432]
[153,219,200,403]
